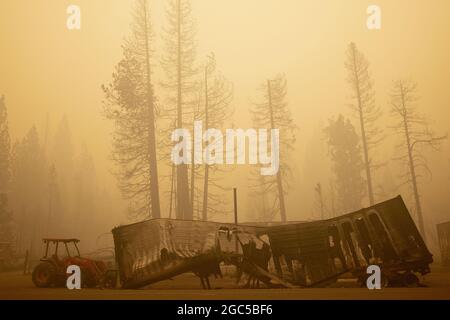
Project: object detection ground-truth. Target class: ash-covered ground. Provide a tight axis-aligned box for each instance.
[0,265,449,300]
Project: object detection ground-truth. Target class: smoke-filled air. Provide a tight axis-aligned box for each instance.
[1,0,449,271]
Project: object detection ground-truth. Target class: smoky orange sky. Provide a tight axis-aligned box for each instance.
[1,1,449,236]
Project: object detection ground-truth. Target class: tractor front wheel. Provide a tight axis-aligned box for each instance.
[32,262,57,288]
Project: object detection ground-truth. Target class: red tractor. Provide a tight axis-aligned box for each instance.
[32,238,117,288]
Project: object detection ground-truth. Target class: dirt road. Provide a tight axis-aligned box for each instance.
[1,267,449,300]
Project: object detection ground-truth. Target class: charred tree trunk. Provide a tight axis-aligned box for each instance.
[143,1,161,218]
[267,80,287,222]
[202,65,209,221]
[175,0,192,220]
[191,127,195,217]
[399,85,425,241]
[349,44,375,206]
[169,163,176,219]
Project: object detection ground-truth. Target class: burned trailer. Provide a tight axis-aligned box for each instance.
[261,221,338,287]
[262,196,433,287]
[437,221,450,267]
[112,196,431,289]
[112,219,272,289]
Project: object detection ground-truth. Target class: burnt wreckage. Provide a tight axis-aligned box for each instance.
[437,221,450,267]
[112,196,432,289]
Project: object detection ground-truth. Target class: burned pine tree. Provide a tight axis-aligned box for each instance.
[186,54,233,221]
[199,54,233,221]
[324,115,365,215]
[188,91,201,219]
[251,75,296,222]
[161,0,198,220]
[345,42,382,206]
[390,79,446,241]
[103,0,161,219]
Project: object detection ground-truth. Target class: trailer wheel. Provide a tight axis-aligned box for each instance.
[32,262,56,288]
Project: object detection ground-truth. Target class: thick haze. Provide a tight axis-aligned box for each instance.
[1,1,449,248]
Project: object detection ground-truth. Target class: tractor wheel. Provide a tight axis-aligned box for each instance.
[32,262,57,288]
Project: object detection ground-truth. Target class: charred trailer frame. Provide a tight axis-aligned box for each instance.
[437,221,450,267]
[263,196,433,287]
[112,196,432,289]
[260,221,335,287]
[112,219,269,289]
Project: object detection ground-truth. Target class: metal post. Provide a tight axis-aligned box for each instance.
[233,188,238,225]
[233,188,239,253]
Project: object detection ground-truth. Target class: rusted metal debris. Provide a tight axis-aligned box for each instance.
[437,221,450,267]
[112,196,432,289]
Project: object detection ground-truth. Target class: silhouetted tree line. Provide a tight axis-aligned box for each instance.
[102,1,447,241]
[0,97,114,258]
[103,0,295,223]
[320,43,446,243]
